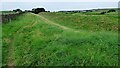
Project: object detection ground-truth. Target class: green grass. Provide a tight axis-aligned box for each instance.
[39,12,118,32]
[2,12,118,66]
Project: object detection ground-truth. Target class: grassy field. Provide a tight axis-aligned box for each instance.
[2,11,118,66]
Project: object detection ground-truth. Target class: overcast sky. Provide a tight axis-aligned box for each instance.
[1,0,120,2]
[1,0,120,11]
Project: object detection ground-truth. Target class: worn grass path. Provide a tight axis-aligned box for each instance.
[32,13,80,33]
[7,19,38,66]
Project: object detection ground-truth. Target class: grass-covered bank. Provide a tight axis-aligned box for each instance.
[2,12,118,66]
[39,12,118,32]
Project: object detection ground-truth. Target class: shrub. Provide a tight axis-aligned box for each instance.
[107,9,116,13]
[13,9,22,13]
[100,12,106,14]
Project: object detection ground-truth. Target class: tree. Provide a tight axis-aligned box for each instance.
[13,9,22,13]
[107,9,116,13]
[32,8,45,14]
[25,10,31,12]
[100,12,106,14]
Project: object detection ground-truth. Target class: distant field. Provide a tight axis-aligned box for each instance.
[2,11,118,66]
[0,11,16,15]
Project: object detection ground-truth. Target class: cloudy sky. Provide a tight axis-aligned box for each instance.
[1,0,120,2]
[1,0,120,11]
